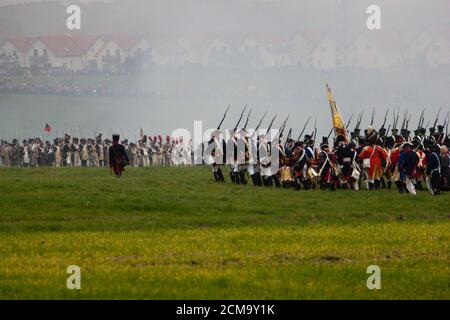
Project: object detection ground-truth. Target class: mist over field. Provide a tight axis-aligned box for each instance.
[0,0,449,140]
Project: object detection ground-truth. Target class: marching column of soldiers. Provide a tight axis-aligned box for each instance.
[207,105,450,196]
[0,133,194,169]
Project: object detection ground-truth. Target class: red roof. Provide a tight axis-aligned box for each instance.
[69,35,100,52]
[38,35,83,57]
[101,35,141,50]
[5,37,35,54]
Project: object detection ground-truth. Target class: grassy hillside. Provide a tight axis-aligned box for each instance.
[0,166,449,299]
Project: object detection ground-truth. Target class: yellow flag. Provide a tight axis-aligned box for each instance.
[326,84,348,141]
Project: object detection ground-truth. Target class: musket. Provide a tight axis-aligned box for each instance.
[417,108,425,130]
[273,115,289,141]
[355,110,364,130]
[386,124,391,136]
[313,118,317,141]
[370,107,375,126]
[277,115,290,139]
[442,111,449,128]
[297,116,311,140]
[406,113,412,130]
[400,110,407,130]
[380,108,389,130]
[345,114,353,130]
[216,104,231,130]
[243,108,252,129]
[260,114,277,141]
[286,128,292,140]
[424,120,430,130]
[327,126,334,139]
[250,110,268,138]
[433,107,442,129]
[233,104,248,132]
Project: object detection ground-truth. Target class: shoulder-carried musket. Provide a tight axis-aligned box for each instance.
[442,111,449,128]
[298,116,311,140]
[433,107,442,129]
[345,114,353,130]
[260,114,277,141]
[370,107,375,126]
[386,124,391,136]
[217,104,231,130]
[313,118,317,141]
[401,110,407,130]
[380,108,389,130]
[406,113,412,130]
[233,104,248,132]
[327,126,334,139]
[417,108,425,130]
[250,111,268,138]
[243,108,252,129]
[273,115,289,141]
[277,115,290,139]
[355,110,364,130]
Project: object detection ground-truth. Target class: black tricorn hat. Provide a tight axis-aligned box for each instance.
[112,134,120,142]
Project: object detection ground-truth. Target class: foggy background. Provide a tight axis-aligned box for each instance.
[0,0,449,141]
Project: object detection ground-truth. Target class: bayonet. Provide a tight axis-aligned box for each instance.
[298,116,311,140]
[433,107,442,129]
[217,104,230,130]
[243,108,252,129]
[233,104,248,132]
[380,108,389,130]
[345,114,353,130]
[250,110,268,138]
[370,107,375,126]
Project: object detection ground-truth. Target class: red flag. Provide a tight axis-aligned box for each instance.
[44,123,52,133]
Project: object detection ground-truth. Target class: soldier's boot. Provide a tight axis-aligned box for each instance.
[387,180,392,189]
[229,172,236,183]
[272,175,281,188]
[251,173,261,186]
[213,171,219,182]
[294,178,301,191]
[263,176,273,187]
[416,181,423,191]
[403,183,409,193]
[380,177,387,189]
[395,181,404,193]
[239,171,247,185]
[368,182,375,190]
[329,183,336,191]
[255,172,263,186]
[234,172,241,184]
[217,168,225,182]
[374,179,380,190]
[302,180,311,190]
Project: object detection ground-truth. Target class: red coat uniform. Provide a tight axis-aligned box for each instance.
[358,145,387,180]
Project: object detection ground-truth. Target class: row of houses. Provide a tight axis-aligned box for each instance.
[1,27,449,72]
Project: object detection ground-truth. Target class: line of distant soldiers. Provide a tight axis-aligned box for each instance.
[0,134,194,168]
[207,123,450,196]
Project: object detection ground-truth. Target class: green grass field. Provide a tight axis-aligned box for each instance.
[0,166,449,299]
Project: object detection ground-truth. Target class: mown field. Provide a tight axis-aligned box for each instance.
[0,166,449,299]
